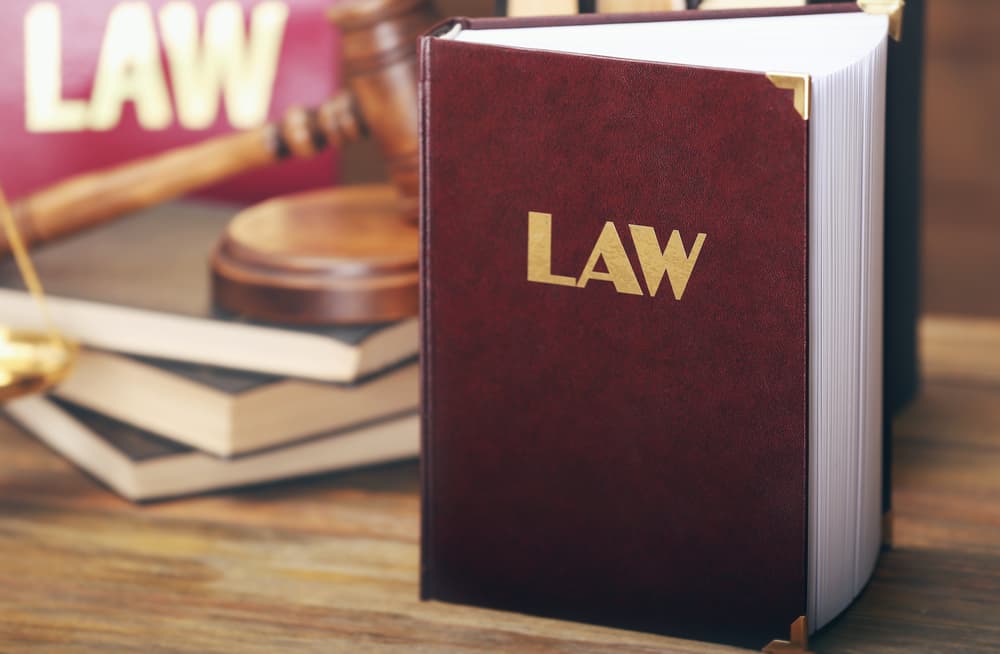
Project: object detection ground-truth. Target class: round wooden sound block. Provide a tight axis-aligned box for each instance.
[211,184,418,325]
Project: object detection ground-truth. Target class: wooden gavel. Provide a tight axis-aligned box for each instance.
[0,0,438,255]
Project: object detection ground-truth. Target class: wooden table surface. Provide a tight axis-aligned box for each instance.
[1,315,998,653]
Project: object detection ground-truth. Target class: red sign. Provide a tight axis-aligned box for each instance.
[0,0,341,203]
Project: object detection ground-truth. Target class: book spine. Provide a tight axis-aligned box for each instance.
[418,31,435,601]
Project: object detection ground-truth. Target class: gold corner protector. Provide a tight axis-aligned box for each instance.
[763,616,813,654]
[858,0,905,42]
[766,73,811,121]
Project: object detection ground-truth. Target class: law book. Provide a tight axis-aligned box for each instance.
[420,3,898,647]
[5,395,418,502]
[1,0,339,204]
[0,201,418,383]
[52,349,418,457]
[502,0,927,533]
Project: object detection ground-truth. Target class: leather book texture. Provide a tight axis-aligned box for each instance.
[500,0,922,526]
[420,28,809,645]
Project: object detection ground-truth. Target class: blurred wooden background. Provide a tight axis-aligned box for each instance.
[922,0,1000,317]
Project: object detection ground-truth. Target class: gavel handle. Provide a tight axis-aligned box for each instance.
[0,91,364,255]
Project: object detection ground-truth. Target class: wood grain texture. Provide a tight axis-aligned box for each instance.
[1,314,999,653]
[330,0,440,219]
[0,96,365,256]
[922,0,1000,317]
[211,185,419,325]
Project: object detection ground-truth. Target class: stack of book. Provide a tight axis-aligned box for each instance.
[0,202,419,501]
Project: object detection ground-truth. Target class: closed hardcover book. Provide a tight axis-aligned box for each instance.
[5,395,418,502]
[53,350,418,457]
[420,4,896,646]
[506,0,927,526]
[0,201,417,382]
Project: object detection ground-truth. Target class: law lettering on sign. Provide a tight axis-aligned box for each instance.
[526,211,706,300]
[24,0,289,132]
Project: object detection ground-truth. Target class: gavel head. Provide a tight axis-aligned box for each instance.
[328,0,440,220]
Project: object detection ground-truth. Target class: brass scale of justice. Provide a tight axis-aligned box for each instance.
[0,0,439,402]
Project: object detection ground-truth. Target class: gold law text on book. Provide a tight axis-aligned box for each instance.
[526,211,706,300]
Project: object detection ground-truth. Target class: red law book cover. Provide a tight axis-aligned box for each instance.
[419,1,905,645]
[420,12,811,647]
[0,0,342,203]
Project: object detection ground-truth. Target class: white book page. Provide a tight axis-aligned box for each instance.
[456,13,887,80]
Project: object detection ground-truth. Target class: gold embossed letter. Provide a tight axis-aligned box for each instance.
[160,0,289,130]
[629,226,706,300]
[89,2,173,130]
[577,222,643,295]
[527,212,577,287]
